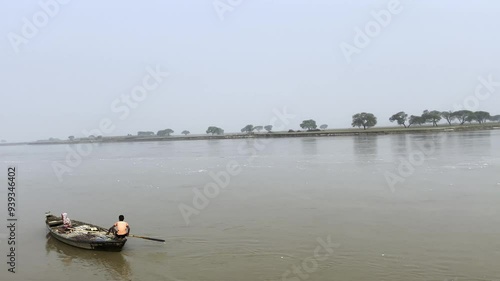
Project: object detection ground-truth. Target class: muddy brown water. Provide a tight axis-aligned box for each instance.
[1,130,500,281]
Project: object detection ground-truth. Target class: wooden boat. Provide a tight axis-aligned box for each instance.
[45,212,127,251]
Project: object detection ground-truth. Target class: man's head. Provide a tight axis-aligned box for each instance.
[119,215,124,221]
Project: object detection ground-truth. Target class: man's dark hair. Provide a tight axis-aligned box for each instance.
[119,215,124,221]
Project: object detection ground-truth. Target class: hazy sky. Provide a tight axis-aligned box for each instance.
[1,0,499,142]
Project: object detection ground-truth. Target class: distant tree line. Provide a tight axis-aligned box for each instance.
[390,110,500,128]
[100,109,500,139]
[240,124,274,134]
[291,109,499,133]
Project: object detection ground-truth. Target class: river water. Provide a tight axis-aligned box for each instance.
[1,130,499,281]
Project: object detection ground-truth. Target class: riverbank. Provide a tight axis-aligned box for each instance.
[9,123,497,146]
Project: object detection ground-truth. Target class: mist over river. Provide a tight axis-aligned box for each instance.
[1,130,500,281]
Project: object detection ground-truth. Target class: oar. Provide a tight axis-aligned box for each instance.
[129,234,165,243]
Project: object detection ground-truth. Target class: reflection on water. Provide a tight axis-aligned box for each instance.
[301,137,318,155]
[448,130,492,152]
[207,139,223,157]
[408,133,443,155]
[45,234,132,280]
[391,134,408,155]
[353,135,378,164]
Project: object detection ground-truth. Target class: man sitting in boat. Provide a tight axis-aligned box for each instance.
[61,212,72,228]
[107,215,130,239]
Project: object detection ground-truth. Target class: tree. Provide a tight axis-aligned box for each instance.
[465,112,477,124]
[490,115,500,122]
[429,110,442,126]
[207,126,216,135]
[351,113,377,130]
[241,124,254,134]
[68,136,75,141]
[408,115,425,127]
[320,124,328,130]
[157,129,174,136]
[254,126,264,132]
[206,126,224,135]
[441,111,455,126]
[182,130,190,135]
[452,110,473,125]
[300,119,317,130]
[473,111,491,124]
[389,111,408,128]
[264,125,273,132]
[421,110,442,127]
